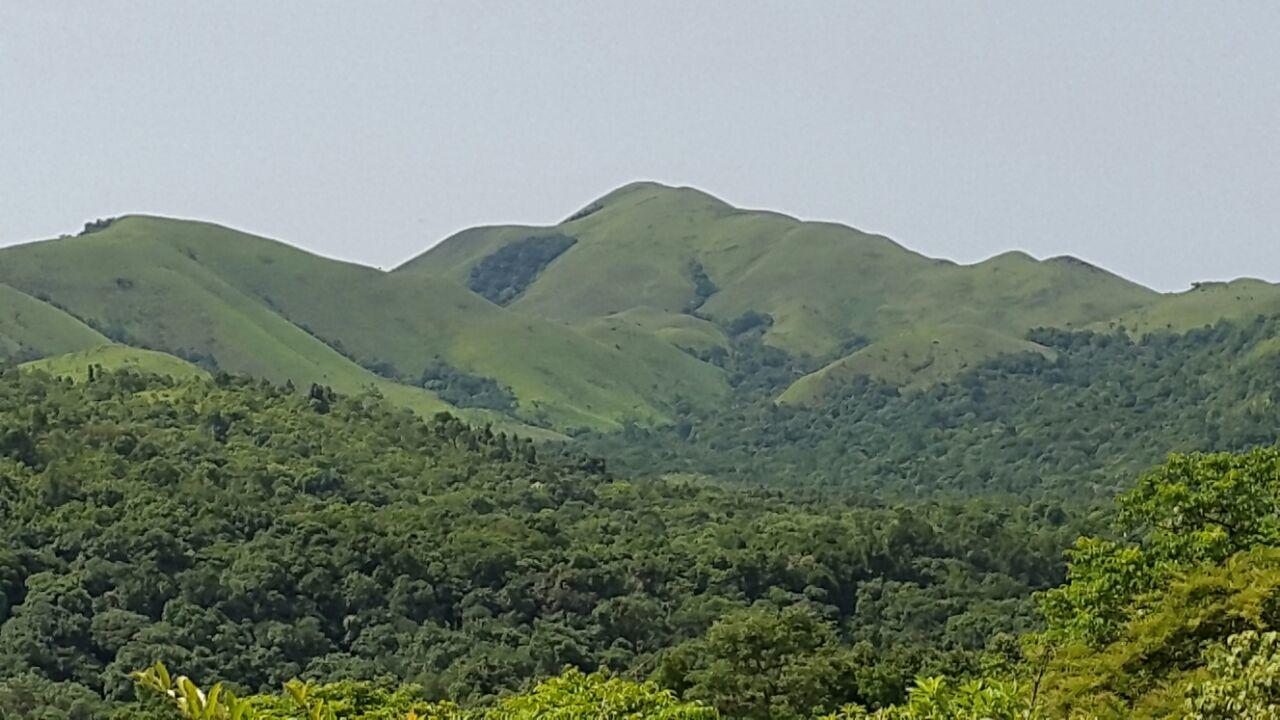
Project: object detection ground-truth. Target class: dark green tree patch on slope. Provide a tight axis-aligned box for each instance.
[78,217,117,236]
[420,359,518,411]
[467,234,577,306]
[683,260,718,314]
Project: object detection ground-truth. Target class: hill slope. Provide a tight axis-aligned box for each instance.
[1096,277,1280,335]
[778,324,1057,405]
[0,216,725,432]
[5,183,1277,431]
[399,182,1159,400]
[19,343,210,381]
[0,282,107,362]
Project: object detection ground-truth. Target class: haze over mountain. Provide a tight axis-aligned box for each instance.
[4,182,1280,434]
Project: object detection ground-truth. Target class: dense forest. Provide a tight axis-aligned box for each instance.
[2,359,1279,716]
[587,315,1280,500]
[0,369,1085,719]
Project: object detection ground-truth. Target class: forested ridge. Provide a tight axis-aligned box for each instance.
[99,445,1280,719]
[0,369,1083,718]
[3,351,1280,716]
[588,315,1280,500]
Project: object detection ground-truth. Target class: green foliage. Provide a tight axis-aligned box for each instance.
[1035,538,1154,646]
[1119,445,1280,562]
[0,370,1077,714]
[247,680,460,720]
[1040,445,1280,646]
[656,605,870,719]
[0,672,108,720]
[419,361,517,411]
[466,234,577,306]
[129,666,710,720]
[490,668,716,719]
[826,676,1031,720]
[684,261,718,314]
[991,446,1280,717]
[1186,631,1280,719]
[590,317,1280,499]
[1035,549,1280,718]
[803,446,1280,719]
[133,661,252,720]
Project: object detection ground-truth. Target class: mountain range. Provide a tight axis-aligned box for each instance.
[4,181,1279,435]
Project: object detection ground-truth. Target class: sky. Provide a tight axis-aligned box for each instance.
[2,2,1277,291]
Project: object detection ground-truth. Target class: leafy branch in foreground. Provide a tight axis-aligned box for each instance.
[133,662,252,719]
[129,664,712,720]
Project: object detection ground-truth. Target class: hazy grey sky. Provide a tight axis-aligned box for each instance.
[2,2,1277,290]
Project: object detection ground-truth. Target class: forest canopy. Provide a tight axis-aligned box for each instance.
[0,369,1082,718]
[588,316,1280,501]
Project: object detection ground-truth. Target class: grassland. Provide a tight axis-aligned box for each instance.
[20,344,210,381]
[0,215,724,432]
[778,324,1057,405]
[1093,278,1280,335]
[400,182,1162,401]
[0,282,107,361]
[5,183,1278,426]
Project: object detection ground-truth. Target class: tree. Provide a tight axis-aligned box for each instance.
[823,676,1030,720]
[1040,447,1280,646]
[656,605,866,719]
[492,668,717,720]
[1186,631,1280,719]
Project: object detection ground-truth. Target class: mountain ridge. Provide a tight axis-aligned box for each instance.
[4,182,1279,432]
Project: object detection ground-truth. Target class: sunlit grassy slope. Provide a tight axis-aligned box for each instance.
[1093,278,1280,335]
[0,216,724,431]
[0,282,107,361]
[778,325,1057,406]
[20,344,210,381]
[400,182,1160,400]
[6,183,1274,420]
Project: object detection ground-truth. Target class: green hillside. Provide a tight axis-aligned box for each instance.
[0,216,724,432]
[1096,277,1280,335]
[399,182,1159,404]
[400,184,1159,353]
[778,324,1056,404]
[19,343,209,381]
[586,316,1280,498]
[0,219,411,390]
[0,282,106,362]
[4,184,1277,433]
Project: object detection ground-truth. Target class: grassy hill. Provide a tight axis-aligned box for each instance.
[0,282,107,362]
[778,324,1057,405]
[1094,278,1280,335]
[4,183,1275,429]
[399,182,1158,399]
[20,343,209,381]
[0,216,725,432]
